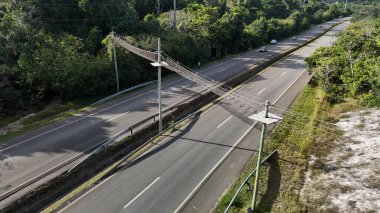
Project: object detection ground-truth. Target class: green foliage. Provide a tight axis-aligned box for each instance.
[17,32,114,99]
[214,85,332,213]
[0,0,349,117]
[348,1,380,21]
[307,18,380,106]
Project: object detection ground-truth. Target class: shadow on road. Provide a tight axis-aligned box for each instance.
[118,111,201,172]
[165,133,257,152]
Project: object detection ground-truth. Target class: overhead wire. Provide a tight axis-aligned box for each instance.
[111,33,342,135]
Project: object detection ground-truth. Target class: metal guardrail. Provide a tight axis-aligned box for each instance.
[90,81,156,106]
[224,150,278,213]
[69,103,203,173]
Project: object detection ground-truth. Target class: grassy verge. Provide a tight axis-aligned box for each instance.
[0,99,96,143]
[1,22,341,212]
[213,85,344,213]
[0,19,339,144]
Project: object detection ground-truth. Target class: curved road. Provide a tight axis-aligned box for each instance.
[57,21,350,213]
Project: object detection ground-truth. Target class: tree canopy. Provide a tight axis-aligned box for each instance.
[306,18,380,106]
[0,0,349,116]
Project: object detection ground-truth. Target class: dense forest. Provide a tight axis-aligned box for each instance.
[306,17,380,106]
[0,0,349,118]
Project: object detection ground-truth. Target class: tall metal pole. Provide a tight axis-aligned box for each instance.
[158,38,163,132]
[251,101,270,211]
[173,0,177,30]
[112,33,120,93]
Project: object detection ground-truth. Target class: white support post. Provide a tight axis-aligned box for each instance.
[158,38,163,132]
[112,32,120,93]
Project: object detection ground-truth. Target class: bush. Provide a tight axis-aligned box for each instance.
[362,93,380,107]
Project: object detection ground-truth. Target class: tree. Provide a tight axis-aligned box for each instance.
[243,16,268,48]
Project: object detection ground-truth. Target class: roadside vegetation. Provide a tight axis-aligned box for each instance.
[214,85,336,213]
[347,0,380,21]
[214,11,379,213]
[0,0,349,131]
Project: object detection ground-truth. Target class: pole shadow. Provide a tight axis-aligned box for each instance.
[257,152,281,212]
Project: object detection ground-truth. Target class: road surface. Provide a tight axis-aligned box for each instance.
[58,21,350,213]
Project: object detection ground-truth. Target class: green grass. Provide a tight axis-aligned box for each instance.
[0,99,97,143]
[213,85,342,213]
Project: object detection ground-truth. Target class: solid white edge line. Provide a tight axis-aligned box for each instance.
[173,121,259,213]
[1,90,213,201]
[217,116,232,129]
[173,21,338,211]
[0,18,330,153]
[61,20,336,212]
[174,69,308,213]
[123,177,161,209]
[106,111,130,123]
[34,20,338,212]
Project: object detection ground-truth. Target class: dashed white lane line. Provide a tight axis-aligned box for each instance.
[217,116,232,129]
[123,177,160,209]
[257,88,266,95]
[280,72,286,76]
[218,68,226,73]
[106,111,130,123]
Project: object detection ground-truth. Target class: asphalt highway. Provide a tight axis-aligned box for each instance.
[58,21,350,213]
[0,18,343,206]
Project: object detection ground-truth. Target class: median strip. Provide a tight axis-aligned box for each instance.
[2,20,343,213]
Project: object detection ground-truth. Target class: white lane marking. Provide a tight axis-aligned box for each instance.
[280,72,286,76]
[174,69,308,213]
[58,22,336,212]
[174,121,259,213]
[123,177,160,209]
[257,88,266,94]
[1,20,327,153]
[217,116,232,129]
[218,68,226,73]
[57,173,116,213]
[106,111,130,123]
[173,21,342,212]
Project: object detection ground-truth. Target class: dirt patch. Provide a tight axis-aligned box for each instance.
[301,109,380,212]
[0,114,35,136]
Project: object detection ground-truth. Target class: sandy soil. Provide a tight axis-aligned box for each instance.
[301,109,380,212]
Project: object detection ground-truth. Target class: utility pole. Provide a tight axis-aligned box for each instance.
[248,101,282,212]
[157,38,163,132]
[112,32,120,93]
[251,101,269,211]
[173,0,177,30]
[151,38,164,132]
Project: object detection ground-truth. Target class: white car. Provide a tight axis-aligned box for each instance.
[270,39,277,45]
[292,36,296,40]
[259,46,267,52]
